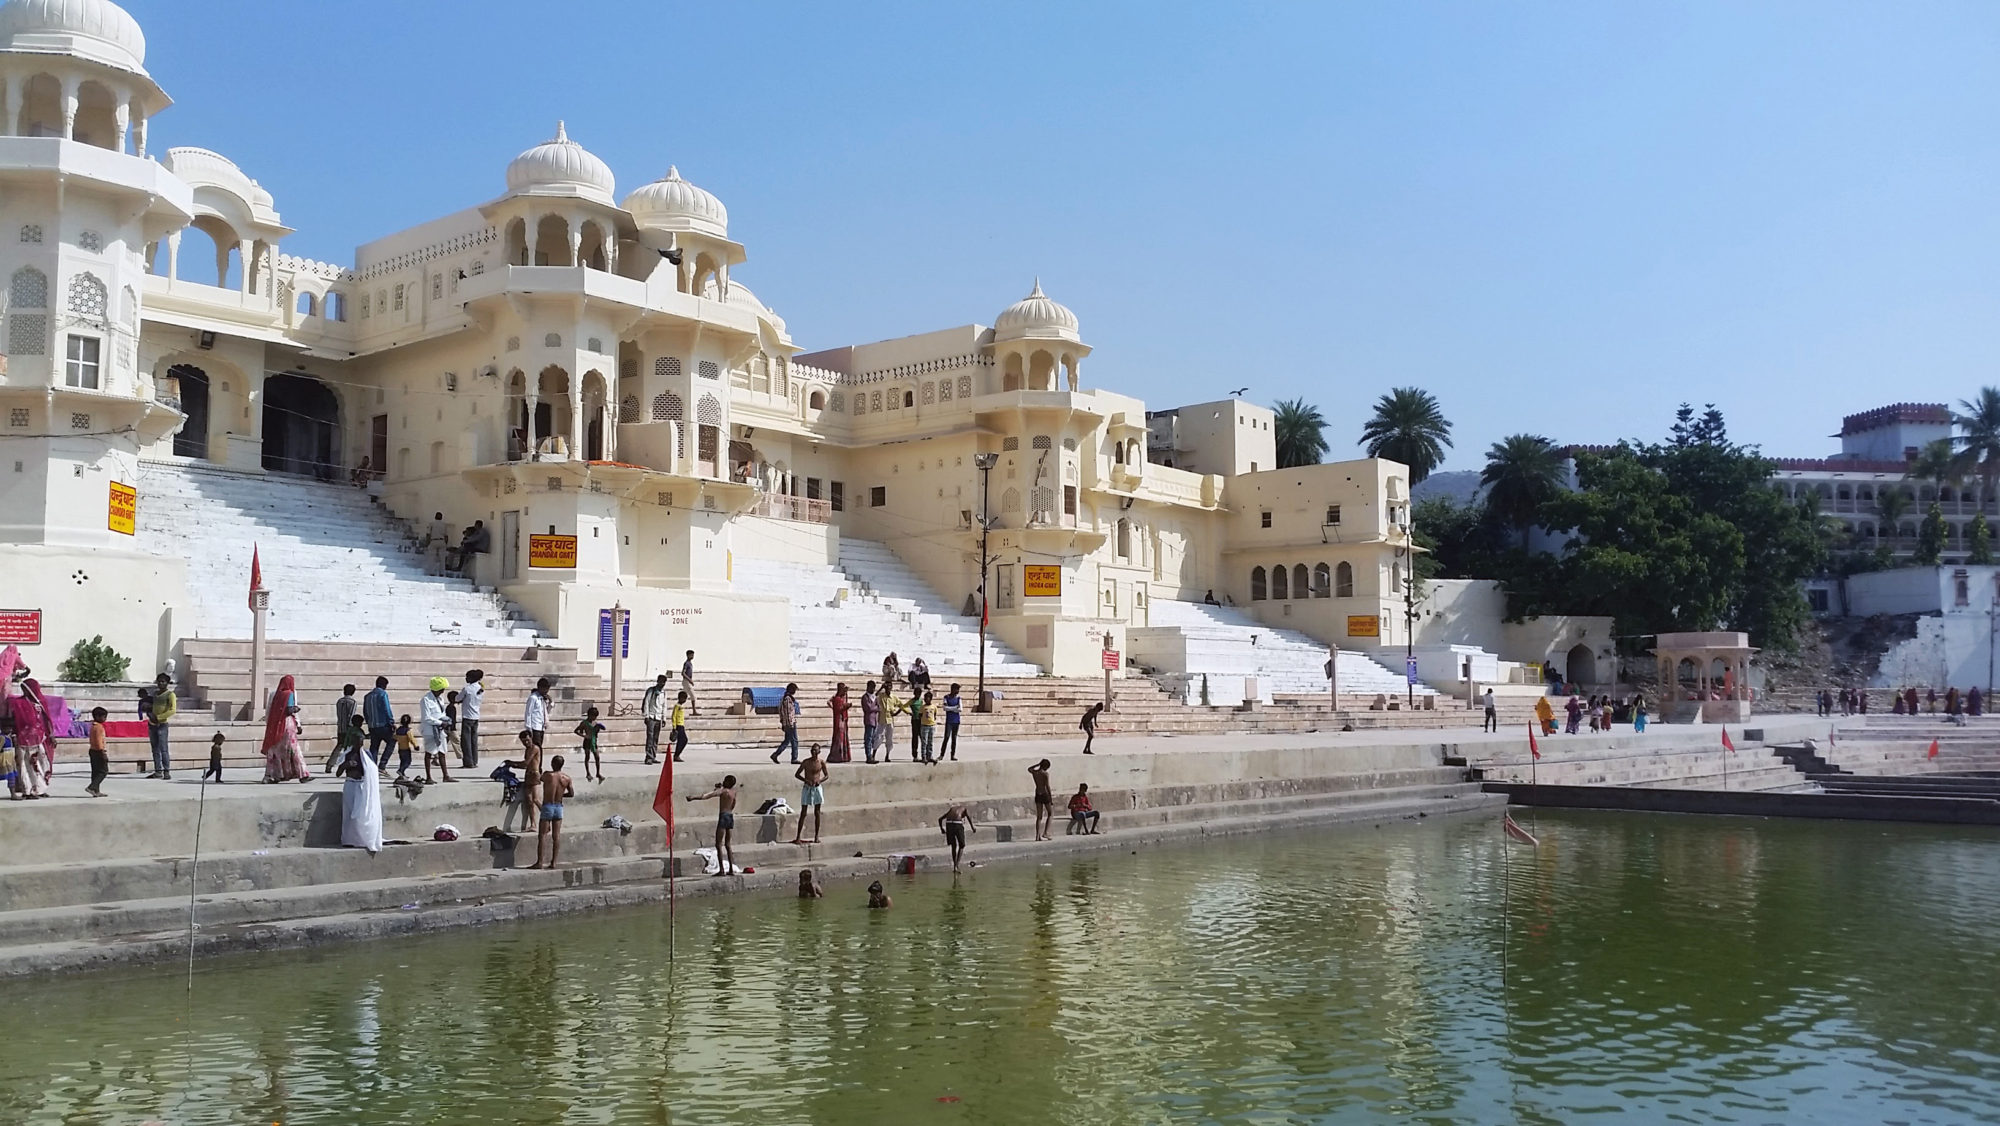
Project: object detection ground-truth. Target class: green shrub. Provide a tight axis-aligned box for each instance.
[56,635,131,683]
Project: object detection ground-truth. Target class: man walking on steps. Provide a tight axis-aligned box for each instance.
[1482,687,1498,733]
[770,682,801,764]
[363,676,395,771]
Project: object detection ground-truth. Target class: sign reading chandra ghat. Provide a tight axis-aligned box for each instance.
[528,534,578,568]
[107,482,137,536]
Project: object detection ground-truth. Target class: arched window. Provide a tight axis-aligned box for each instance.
[9,266,48,307]
[1272,564,1290,600]
[66,273,107,320]
[652,391,684,421]
[1313,562,1331,598]
[1113,442,1124,465]
[809,390,826,410]
[1002,487,1021,513]
[1335,561,1354,598]
[620,395,639,422]
[1293,564,1309,599]
[296,290,316,317]
[325,292,347,321]
[1116,518,1131,558]
[1250,566,1268,602]
[1391,561,1403,593]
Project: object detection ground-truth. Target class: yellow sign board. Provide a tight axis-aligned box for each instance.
[1023,565,1062,598]
[528,533,578,568]
[107,481,137,536]
[1345,614,1380,638]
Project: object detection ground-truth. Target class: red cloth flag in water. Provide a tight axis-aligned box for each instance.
[1721,728,1735,754]
[651,756,675,831]
[1503,812,1539,846]
[1527,724,1540,761]
[248,544,262,609]
[1928,737,1940,760]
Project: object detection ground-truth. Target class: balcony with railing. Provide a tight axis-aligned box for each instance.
[751,492,832,524]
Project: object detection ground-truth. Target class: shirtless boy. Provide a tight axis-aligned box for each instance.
[938,801,976,871]
[866,880,892,909]
[528,754,575,869]
[506,729,543,831]
[1029,759,1054,841]
[687,774,739,876]
[792,744,829,845]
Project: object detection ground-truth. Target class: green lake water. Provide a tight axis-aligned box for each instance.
[4,810,1997,1125]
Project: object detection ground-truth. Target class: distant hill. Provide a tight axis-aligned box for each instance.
[1412,470,1483,506]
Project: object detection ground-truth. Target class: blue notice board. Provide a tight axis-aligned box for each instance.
[597,608,630,659]
[1405,657,1419,685]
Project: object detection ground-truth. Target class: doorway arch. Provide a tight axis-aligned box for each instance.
[1566,643,1595,687]
[168,365,211,459]
[262,373,341,476]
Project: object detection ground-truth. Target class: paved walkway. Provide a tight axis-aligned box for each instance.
[16,713,1848,812]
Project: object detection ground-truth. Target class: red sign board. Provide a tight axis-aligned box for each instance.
[1101,649,1121,671]
[0,610,41,645]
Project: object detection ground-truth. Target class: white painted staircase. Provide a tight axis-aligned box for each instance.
[1131,599,1438,704]
[135,461,543,645]
[732,538,1041,677]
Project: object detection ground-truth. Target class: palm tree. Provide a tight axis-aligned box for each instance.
[1908,438,1960,491]
[1878,486,1914,548]
[1272,398,1330,468]
[1952,387,2000,493]
[1480,434,1564,550]
[1359,387,1453,483]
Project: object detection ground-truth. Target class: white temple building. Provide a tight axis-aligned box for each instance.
[0,0,1607,699]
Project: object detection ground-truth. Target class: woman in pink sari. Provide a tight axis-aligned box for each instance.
[260,675,311,783]
[8,674,55,799]
[827,683,852,763]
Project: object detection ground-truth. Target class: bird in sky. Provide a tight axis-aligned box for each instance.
[1229,386,1249,397]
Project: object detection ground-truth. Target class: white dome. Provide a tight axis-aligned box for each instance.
[504,121,615,205]
[0,0,147,73]
[623,166,727,238]
[994,279,1080,341]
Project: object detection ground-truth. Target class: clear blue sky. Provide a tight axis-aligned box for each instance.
[132,1,2000,470]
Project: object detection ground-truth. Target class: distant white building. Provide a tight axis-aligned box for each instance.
[1771,403,1995,564]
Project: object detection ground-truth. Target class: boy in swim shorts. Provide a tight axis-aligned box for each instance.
[528,754,574,869]
[687,775,739,876]
[791,744,828,845]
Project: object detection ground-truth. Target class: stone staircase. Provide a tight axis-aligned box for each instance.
[1467,729,1816,792]
[134,460,542,645]
[731,538,1039,678]
[1131,599,1438,705]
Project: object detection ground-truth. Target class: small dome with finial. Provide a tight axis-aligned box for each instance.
[504,121,615,205]
[622,166,728,238]
[994,279,1080,342]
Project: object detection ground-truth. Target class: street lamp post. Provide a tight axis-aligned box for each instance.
[974,452,998,712]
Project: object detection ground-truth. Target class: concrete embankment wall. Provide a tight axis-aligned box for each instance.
[1,740,1451,868]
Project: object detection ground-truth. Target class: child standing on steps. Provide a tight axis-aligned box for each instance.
[576,706,606,782]
[393,715,417,779]
[670,691,690,762]
[85,707,109,797]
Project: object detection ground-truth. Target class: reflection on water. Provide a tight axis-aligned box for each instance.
[4,811,1998,1124]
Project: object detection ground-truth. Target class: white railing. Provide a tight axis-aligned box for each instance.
[752,492,832,524]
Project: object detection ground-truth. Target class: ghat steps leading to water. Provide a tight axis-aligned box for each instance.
[0,743,1499,974]
[135,460,543,645]
[1466,728,1818,792]
[92,641,1549,773]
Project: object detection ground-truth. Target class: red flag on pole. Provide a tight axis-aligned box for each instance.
[1527,724,1540,761]
[1721,728,1735,754]
[1503,812,1540,846]
[248,544,262,609]
[651,755,675,832]
[1927,738,1940,760]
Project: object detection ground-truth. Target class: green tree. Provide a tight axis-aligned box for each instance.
[1915,501,1946,565]
[1908,438,1960,492]
[1359,387,1452,483]
[1951,387,2000,493]
[1480,434,1564,550]
[1877,487,1914,549]
[1969,513,1993,564]
[56,635,130,683]
[1271,398,1329,468]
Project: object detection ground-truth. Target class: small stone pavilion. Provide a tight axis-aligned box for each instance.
[1653,631,1756,724]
